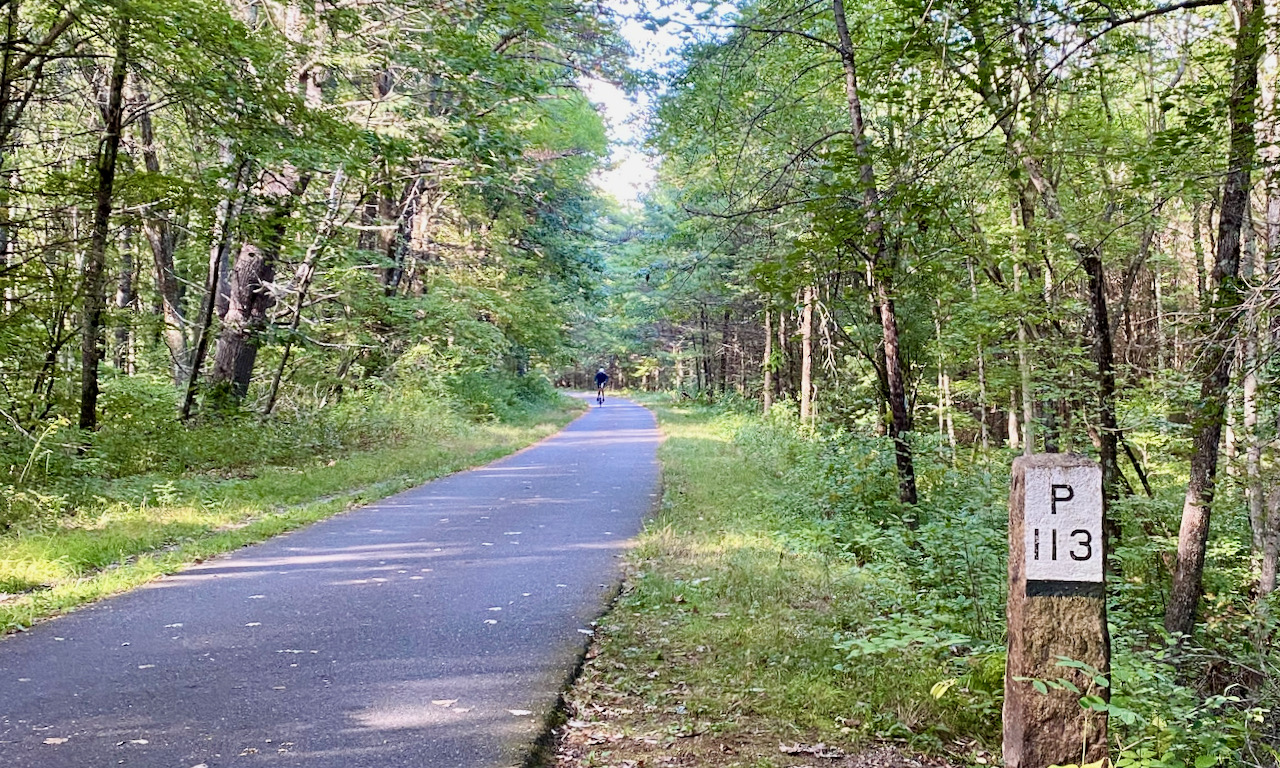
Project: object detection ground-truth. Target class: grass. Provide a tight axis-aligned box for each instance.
[553,394,1280,768]
[554,398,989,768]
[0,402,582,634]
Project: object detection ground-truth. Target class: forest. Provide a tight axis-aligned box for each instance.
[2,0,1279,763]
[0,0,620,480]
[584,0,1279,762]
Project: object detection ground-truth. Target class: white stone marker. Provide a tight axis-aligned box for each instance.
[1024,462,1104,594]
[1005,454,1109,768]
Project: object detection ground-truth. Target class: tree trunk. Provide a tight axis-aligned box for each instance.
[833,0,916,505]
[1262,488,1279,598]
[113,224,134,372]
[1084,251,1122,554]
[763,306,773,412]
[1165,0,1263,638]
[934,306,956,456]
[263,170,344,416]
[79,12,129,432]
[777,309,789,400]
[1014,260,1035,455]
[133,81,188,385]
[1255,0,1279,600]
[1192,199,1208,305]
[381,182,414,296]
[698,306,709,392]
[1009,391,1021,451]
[182,152,245,420]
[211,244,274,400]
[800,286,813,422]
[967,257,990,449]
[1241,207,1265,557]
[1154,262,1166,371]
[209,169,310,403]
[720,308,730,393]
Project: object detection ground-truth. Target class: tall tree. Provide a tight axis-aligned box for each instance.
[832,0,916,504]
[79,7,130,431]
[1165,0,1264,638]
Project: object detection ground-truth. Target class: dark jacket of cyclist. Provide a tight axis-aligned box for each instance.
[594,369,609,388]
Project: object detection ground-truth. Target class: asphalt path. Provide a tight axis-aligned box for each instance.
[0,396,660,768]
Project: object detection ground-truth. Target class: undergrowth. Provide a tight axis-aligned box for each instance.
[0,373,578,633]
[562,397,1279,768]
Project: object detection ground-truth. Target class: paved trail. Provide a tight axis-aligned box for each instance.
[0,398,659,768]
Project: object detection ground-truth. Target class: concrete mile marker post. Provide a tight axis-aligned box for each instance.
[1005,454,1110,767]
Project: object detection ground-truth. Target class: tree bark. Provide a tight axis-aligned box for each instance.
[777,309,789,400]
[1084,251,1122,556]
[182,152,245,421]
[211,243,274,400]
[1008,391,1021,451]
[263,170,344,416]
[209,166,310,403]
[800,286,814,422]
[1241,207,1265,557]
[698,306,709,392]
[1014,260,1035,455]
[1165,0,1263,638]
[1255,0,1279,601]
[1084,249,1120,497]
[113,223,134,372]
[1192,200,1208,304]
[1154,262,1167,371]
[966,256,990,449]
[720,308,730,393]
[1263,486,1280,598]
[133,81,188,385]
[79,11,129,432]
[934,305,956,456]
[833,0,916,504]
[763,305,773,412]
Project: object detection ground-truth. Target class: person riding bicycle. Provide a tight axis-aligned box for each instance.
[594,368,609,400]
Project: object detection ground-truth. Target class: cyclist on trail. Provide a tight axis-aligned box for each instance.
[594,368,609,403]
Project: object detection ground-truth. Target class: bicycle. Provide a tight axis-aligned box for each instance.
[596,386,605,406]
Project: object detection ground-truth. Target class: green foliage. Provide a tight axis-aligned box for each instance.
[1,0,622,462]
[605,400,1278,762]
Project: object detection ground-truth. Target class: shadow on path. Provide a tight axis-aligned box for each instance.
[0,398,660,768]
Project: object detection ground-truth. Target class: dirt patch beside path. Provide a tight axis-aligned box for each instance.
[552,707,965,768]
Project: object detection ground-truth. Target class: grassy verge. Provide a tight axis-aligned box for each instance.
[554,399,982,768]
[0,401,582,634]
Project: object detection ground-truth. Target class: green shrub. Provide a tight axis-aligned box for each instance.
[716,405,1277,761]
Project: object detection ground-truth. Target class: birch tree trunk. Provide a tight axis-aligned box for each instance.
[1241,208,1264,557]
[966,256,989,449]
[799,286,813,423]
[763,306,773,412]
[1014,260,1035,456]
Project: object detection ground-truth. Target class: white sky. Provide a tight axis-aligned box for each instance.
[582,77,654,206]
[584,1,727,206]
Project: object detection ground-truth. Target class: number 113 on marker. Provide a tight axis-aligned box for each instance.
[1024,465,1103,584]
